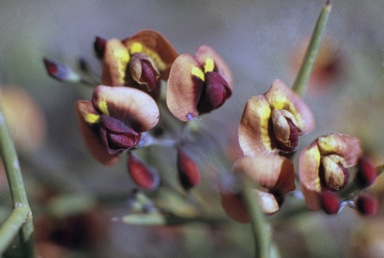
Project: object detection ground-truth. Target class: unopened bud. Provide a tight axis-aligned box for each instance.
[355,156,377,189]
[127,153,160,190]
[43,58,81,82]
[177,148,200,190]
[356,193,379,217]
[94,36,106,59]
[320,191,341,215]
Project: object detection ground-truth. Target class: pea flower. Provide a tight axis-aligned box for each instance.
[101,30,178,98]
[238,79,315,156]
[76,85,159,165]
[166,45,233,121]
[221,154,295,223]
[298,133,362,211]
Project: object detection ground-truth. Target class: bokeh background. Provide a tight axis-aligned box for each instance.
[0,0,384,257]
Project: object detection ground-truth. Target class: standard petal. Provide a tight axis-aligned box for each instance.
[220,190,250,223]
[316,133,362,167]
[298,141,322,210]
[232,156,295,195]
[101,39,130,86]
[238,95,274,156]
[194,45,233,87]
[92,86,159,132]
[265,79,315,134]
[123,30,178,80]
[76,100,120,165]
[166,54,204,121]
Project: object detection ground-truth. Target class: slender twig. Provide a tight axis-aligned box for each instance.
[292,0,332,95]
[0,107,34,257]
[0,207,31,254]
[241,179,270,258]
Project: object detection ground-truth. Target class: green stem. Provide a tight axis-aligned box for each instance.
[291,0,332,96]
[242,179,269,258]
[0,207,31,254]
[0,107,34,257]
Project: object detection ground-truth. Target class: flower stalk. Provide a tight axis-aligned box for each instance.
[0,107,34,257]
[292,0,332,95]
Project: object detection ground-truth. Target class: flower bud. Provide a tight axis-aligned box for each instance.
[127,153,160,190]
[355,156,377,189]
[43,58,81,82]
[177,148,200,190]
[320,191,341,215]
[356,193,379,217]
[94,36,106,59]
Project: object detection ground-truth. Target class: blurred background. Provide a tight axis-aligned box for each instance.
[0,0,383,257]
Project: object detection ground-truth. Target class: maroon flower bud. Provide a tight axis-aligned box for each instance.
[99,115,141,154]
[320,191,341,215]
[177,148,200,190]
[356,193,379,216]
[355,156,377,189]
[43,58,81,82]
[127,153,160,190]
[94,36,106,59]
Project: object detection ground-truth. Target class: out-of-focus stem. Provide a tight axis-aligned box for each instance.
[292,0,332,96]
[242,179,270,258]
[0,107,34,257]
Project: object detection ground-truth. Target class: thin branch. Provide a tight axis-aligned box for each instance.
[292,0,332,96]
[0,106,34,257]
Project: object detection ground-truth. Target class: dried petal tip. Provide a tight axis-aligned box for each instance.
[177,148,201,190]
[320,191,341,215]
[43,58,81,82]
[355,156,377,189]
[128,153,160,190]
[94,36,107,59]
[356,193,379,217]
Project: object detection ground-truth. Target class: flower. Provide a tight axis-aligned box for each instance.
[101,30,178,98]
[76,85,159,165]
[221,154,295,223]
[298,133,362,211]
[43,58,81,83]
[166,45,233,121]
[238,79,315,156]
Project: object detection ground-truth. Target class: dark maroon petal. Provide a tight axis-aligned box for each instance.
[177,148,200,190]
[355,156,377,189]
[197,72,232,114]
[99,115,141,153]
[319,191,340,215]
[128,153,160,190]
[356,193,379,216]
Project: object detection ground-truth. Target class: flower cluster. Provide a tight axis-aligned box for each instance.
[44,30,232,192]
[221,79,314,223]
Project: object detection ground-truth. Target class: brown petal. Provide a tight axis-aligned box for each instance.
[265,79,315,135]
[316,133,362,167]
[92,86,159,132]
[232,155,295,195]
[76,100,120,165]
[101,39,130,86]
[298,141,322,210]
[220,190,250,223]
[194,45,233,87]
[123,30,178,80]
[166,54,204,121]
[238,95,275,156]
